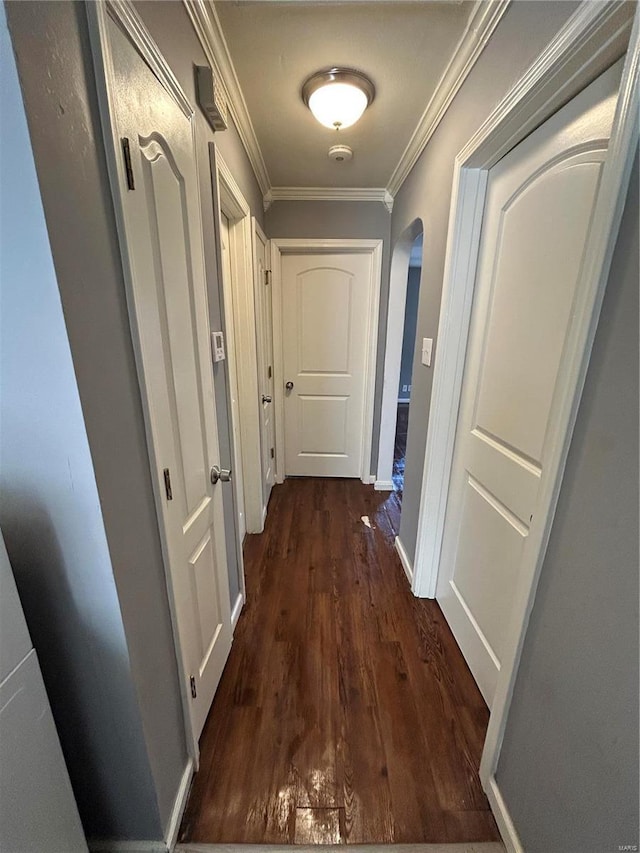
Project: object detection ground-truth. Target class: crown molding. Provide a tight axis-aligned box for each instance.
[183,0,271,195]
[184,0,510,208]
[386,0,511,197]
[264,186,394,212]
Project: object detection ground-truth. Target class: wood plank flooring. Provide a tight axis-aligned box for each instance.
[179,479,499,845]
[393,402,409,498]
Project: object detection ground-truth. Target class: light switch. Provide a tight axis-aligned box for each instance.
[421,337,433,367]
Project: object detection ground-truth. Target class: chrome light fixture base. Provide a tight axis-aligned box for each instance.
[302,67,376,108]
[302,67,375,129]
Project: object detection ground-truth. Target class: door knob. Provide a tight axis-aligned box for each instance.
[210,465,232,485]
[285,381,294,391]
[262,394,272,404]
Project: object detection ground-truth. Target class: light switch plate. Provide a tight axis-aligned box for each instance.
[421,337,433,367]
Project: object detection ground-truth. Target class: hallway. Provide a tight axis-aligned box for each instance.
[180,479,499,845]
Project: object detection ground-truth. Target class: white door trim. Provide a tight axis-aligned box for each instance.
[408,0,638,805]
[271,239,383,485]
[252,217,277,508]
[376,220,423,490]
[87,0,202,765]
[214,152,264,535]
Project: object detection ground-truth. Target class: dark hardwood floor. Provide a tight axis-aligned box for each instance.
[393,402,409,498]
[179,478,499,845]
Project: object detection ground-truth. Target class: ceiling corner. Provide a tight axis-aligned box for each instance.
[386,0,512,196]
[182,0,272,196]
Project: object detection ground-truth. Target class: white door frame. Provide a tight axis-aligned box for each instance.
[408,1,638,843]
[214,152,265,536]
[271,239,383,485]
[376,219,424,490]
[87,0,210,765]
[212,152,247,618]
[252,217,276,515]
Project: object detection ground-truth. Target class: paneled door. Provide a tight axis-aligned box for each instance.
[106,15,232,745]
[281,251,375,478]
[436,62,621,707]
[253,221,275,511]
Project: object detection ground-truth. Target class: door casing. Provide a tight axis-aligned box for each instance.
[215,152,265,537]
[252,219,276,515]
[406,1,638,839]
[271,239,383,485]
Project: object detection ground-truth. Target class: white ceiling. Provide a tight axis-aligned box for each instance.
[214,1,476,189]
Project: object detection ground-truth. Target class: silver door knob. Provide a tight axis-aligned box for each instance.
[285,381,294,391]
[210,465,232,485]
[262,394,272,404]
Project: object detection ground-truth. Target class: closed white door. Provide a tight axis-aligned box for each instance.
[282,252,373,478]
[253,221,276,508]
[109,18,232,743]
[220,214,247,542]
[436,62,620,707]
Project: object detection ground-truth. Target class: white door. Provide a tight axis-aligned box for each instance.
[436,62,621,707]
[282,252,374,478]
[219,213,247,543]
[108,18,232,744]
[253,221,276,508]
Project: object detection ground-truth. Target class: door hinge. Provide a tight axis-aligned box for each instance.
[270,447,275,459]
[264,269,271,286]
[163,468,173,501]
[190,675,197,699]
[121,137,135,191]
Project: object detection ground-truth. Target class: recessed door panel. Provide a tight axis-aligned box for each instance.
[453,477,527,666]
[299,395,349,456]
[474,160,603,465]
[140,138,209,518]
[188,531,223,671]
[298,269,352,375]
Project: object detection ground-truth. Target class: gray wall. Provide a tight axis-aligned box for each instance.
[398,265,421,400]
[497,154,639,853]
[265,199,391,472]
[0,3,163,840]
[391,0,582,561]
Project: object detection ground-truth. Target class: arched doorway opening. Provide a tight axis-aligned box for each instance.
[376,219,424,505]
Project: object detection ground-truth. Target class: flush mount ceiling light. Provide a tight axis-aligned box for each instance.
[302,67,375,130]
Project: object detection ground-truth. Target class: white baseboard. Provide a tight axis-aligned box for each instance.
[361,473,376,485]
[485,774,523,853]
[90,841,167,853]
[231,592,244,630]
[165,759,193,851]
[374,479,394,491]
[397,397,410,404]
[394,535,413,585]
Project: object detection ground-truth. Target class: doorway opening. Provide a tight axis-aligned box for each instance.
[393,233,423,501]
[376,220,424,508]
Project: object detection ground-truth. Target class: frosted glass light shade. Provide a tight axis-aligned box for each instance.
[302,68,375,130]
[308,82,368,129]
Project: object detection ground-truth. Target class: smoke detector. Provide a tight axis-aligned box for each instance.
[328,144,353,163]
